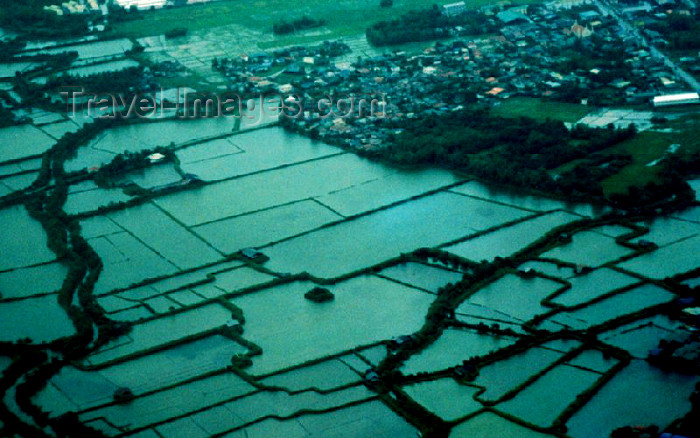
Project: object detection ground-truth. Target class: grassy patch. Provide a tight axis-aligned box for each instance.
[600,120,700,195]
[491,97,592,123]
[600,132,670,195]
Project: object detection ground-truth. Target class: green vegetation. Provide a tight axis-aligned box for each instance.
[164,27,188,39]
[366,5,496,46]
[273,15,325,35]
[1,1,698,435]
[0,38,26,61]
[491,97,592,124]
[378,108,637,201]
[0,92,18,128]
[0,0,88,37]
[337,106,699,211]
[92,147,174,188]
[304,286,335,303]
[0,120,134,437]
[601,119,700,196]
[46,67,145,95]
[600,131,672,195]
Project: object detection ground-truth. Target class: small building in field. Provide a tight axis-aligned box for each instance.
[239,247,269,262]
[147,152,166,163]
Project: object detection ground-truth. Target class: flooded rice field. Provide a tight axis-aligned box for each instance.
[2,120,698,438]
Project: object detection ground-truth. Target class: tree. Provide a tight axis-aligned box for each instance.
[304,287,334,303]
[165,27,188,39]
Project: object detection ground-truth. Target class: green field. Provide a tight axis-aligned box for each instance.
[108,0,533,40]
[601,116,700,195]
[491,97,593,123]
[507,106,700,197]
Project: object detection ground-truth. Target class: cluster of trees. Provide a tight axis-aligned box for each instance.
[316,40,352,58]
[379,109,638,201]
[93,146,172,187]
[0,38,26,61]
[272,15,325,35]
[551,38,642,105]
[46,66,145,95]
[648,12,700,50]
[0,0,89,37]
[164,27,188,39]
[0,90,18,128]
[304,287,334,303]
[608,150,699,211]
[10,118,133,438]
[366,6,496,46]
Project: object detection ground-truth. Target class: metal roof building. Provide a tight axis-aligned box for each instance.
[442,1,467,16]
[652,92,700,107]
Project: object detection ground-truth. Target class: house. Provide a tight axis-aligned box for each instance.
[147,152,166,163]
[363,369,380,385]
[277,83,293,94]
[182,173,201,183]
[578,10,600,21]
[497,8,532,24]
[553,0,590,8]
[622,3,653,16]
[442,1,467,16]
[518,267,536,278]
[240,247,266,260]
[681,307,700,323]
[285,63,304,75]
[388,335,414,351]
[571,21,594,38]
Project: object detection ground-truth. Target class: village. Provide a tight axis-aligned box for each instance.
[198,0,700,151]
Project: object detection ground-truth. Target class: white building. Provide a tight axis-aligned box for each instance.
[652,92,700,107]
[442,1,467,16]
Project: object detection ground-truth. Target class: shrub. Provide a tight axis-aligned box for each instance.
[304,287,334,303]
[165,27,187,39]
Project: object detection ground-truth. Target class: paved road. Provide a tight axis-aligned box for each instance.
[596,0,700,92]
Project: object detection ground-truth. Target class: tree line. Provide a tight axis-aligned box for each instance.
[366,6,496,46]
[273,15,325,35]
[378,108,641,201]
[0,0,89,38]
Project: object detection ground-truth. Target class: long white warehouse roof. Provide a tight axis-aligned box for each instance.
[653,92,700,104]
